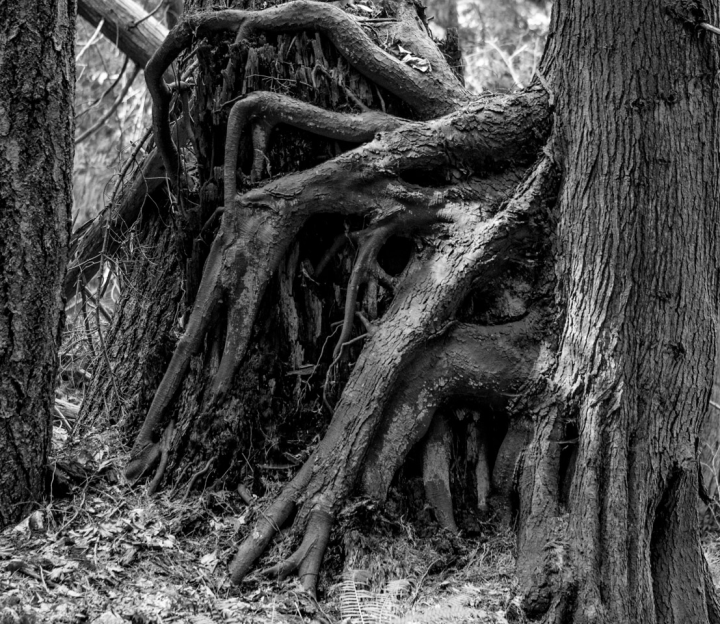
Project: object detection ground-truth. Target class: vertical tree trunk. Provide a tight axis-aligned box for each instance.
[0,1,75,528]
[518,1,720,621]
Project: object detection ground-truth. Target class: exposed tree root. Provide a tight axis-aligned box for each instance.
[262,506,333,595]
[113,0,560,593]
[181,456,215,502]
[145,0,469,185]
[422,411,458,533]
[147,420,174,495]
[228,158,558,592]
[229,460,315,584]
[68,82,548,308]
[126,87,550,481]
[224,91,406,183]
[361,317,540,504]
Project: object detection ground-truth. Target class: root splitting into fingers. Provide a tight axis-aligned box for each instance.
[261,507,333,595]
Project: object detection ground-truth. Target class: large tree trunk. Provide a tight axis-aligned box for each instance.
[0,1,75,528]
[517,2,720,622]
[74,0,720,619]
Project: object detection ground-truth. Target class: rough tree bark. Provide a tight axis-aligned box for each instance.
[0,1,75,528]
[73,0,720,620]
[516,2,720,622]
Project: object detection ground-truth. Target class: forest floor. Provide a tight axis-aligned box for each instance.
[0,411,518,624]
[4,389,720,624]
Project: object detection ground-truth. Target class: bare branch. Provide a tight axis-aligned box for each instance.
[78,0,168,70]
[75,64,141,145]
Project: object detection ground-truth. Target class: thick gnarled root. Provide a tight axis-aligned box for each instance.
[360,317,540,505]
[127,123,550,483]
[228,163,556,591]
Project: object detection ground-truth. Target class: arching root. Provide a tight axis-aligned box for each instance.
[224,91,406,184]
[144,0,469,184]
[360,317,540,531]
[360,317,540,503]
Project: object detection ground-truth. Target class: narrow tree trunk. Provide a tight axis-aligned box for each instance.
[517,2,720,621]
[0,1,75,528]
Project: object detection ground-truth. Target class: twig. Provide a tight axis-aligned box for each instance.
[54,406,72,431]
[169,462,193,499]
[237,484,254,505]
[75,65,141,145]
[130,0,164,28]
[6,561,57,589]
[79,282,97,360]
[700,22,720,36]
[109,126,154,208]
[82,284,112,324]
[56,491,87,534]
[148,420,175,495]
[76,55,130,121]
[76,19,105,62]
[322,333,368,412]
[181,456,216,503]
